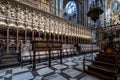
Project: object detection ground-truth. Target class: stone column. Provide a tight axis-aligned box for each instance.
[65,35,66,44]
[38,31,40,39]
[25,30,27,43]
[6,28,9,54]
[71,35,72,44]
[56,0,58,16]
[58,34,59,42]
[59,0,63,17]
[16,29,19,53]
[76,37,78,44]
[32,30,34,40]
[53,33,55,41]
[44,32,46,41]
[78,2,82,25]
[68,36,69,44]
[49,32,51,41]
[61,34,63,42]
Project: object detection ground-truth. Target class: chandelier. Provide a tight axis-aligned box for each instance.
[87,5,104,22]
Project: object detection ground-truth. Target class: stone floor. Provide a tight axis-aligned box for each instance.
[0,52,119,80]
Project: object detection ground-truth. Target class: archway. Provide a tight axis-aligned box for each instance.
[9,26,17,54]
[0,25,7,54]
[26,28,32,41]
[33,29,39,40]
[18,27,25,44]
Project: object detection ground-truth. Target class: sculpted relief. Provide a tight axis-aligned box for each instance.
[7,4,17,20]
[0,0,91,39]
[0,3,7,18]
[33,12,39,26]
[17,8,25,23]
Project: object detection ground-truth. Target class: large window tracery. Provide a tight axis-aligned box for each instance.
[63,1,78,23]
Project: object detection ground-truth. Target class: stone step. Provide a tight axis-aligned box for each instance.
[2,55,19,59]
[86,70,116,80]
[92,61,115,69]
[0,53,20,69]
[0,62,20,69]
[95,57,115,63]
[1,58,18,62]
[88,64,116,77]
[97,54,116,60]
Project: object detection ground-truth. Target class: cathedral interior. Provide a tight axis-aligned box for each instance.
[0,0,120,80]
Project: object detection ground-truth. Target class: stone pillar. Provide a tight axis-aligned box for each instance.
[58,34,59,42]
[70,36,71,44]
[68,36,70,43]
[52,0,56,14]
[71,35,72,44]
[25,30,27,43]
[76,37,78,44]
[78,3,82,24]
[16,29,19,53]
[78,37,80,44]
[44,32,46,41]
[32,30,34,40]
[53,33,55,41]
[59,0,63,17]
[56,0,58,16]
[6,28,9,54]
[38,31,40,39]
[64,34,66,44]
[49,32,51,41]
[61,34,63,42]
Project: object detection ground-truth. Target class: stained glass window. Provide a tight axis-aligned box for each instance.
[63,1,77,23]
[65,1,77,16]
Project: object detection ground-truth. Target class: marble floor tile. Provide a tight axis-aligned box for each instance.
[63,69,82,78]
[64,62,77,66]
[69,78,77,80]
[52,64,67,70]
[73,57,81,60]
[4,74,12,78]
[12,67,29,74]
[66,58,74,61]
[43,73,67,80]
[85,62,92,66]
[12,72,34,80]
[0,52,107,80]
[68,65,74,69]
[0,70,6,77]
[73,60,83,64]
[57,59,68,63]
[55,69,61,73]
[37,67,54,76]
[51,62,58,65]
[33,76,43,80]
[75,65,83,71]
[80,75,100,80]
[36,65,46,69]
[78,56,84,60]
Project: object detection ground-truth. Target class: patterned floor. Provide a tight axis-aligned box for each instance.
[0,52,108,80]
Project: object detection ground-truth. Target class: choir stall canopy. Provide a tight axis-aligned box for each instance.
[31,40,62,71]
